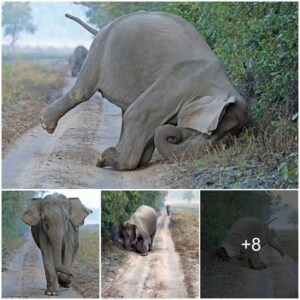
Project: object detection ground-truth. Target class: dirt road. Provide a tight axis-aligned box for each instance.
[2,78,168,189]
[238,245,298,298]
[102,213,188,298]
[2,233,81,298]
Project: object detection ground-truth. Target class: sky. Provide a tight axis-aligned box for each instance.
[2,2,94,48]
[165,190,200,204]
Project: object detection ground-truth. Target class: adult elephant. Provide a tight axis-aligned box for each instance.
[22,194,92,296]
[216,217,285,269]
[68,46,88,77]
[119,205,157,256]
[41,11,248,171]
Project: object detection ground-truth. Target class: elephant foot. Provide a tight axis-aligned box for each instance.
[58,272,72,288]
[40,107,58,134]
[141,252,148,256]
[45,289,60,296]
[96,147,134,171]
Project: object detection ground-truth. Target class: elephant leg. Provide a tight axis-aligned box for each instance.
[149,228,156,251]
[96,61,203,170]
[138,137,155,168]
[248,251,266,269]
[41,50,100,134]
[40,235,60,295]
[59,227,78,288]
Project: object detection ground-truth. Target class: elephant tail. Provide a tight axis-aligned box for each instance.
[65,13,98,36]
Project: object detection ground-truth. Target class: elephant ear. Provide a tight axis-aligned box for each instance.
[69,198,92,227]
[22,198,42,226]
[178,95,236,135]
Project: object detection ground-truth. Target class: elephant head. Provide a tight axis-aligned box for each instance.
[22,194,92,275]
[119,223,138,251]
[154,95,239,159]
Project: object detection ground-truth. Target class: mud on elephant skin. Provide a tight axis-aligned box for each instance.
[216,217,285,269]
[119,205,157,256]
[41,11,248,170]
[22,194,92,296]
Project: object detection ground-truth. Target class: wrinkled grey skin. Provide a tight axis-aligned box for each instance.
[41,11,248,171]
[217,217,285,269]
[68,46,88,77]
[119,205,157,256]
[166,204,171,216]
[22,194,92,296]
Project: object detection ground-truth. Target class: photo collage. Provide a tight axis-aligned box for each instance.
[1,1,298,299]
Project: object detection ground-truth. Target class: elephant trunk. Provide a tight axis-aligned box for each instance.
[154,124,206,159]
[48,229,73,276]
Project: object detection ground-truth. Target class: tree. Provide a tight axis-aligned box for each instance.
[288,210,298,229]
[2,2,36,48]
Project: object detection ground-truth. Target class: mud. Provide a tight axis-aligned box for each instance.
[2,77,169,189]
[102,213,189,298]
[2,233,81,298]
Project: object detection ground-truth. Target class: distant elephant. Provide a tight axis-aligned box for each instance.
[41,12,248,171]
[216,217,285,269]
[166,204,171,216]
[22,194,92,296]
[119,205,157,256]
[68,46,88,77]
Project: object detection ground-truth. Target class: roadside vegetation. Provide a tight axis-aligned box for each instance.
[277,230,298,262]
[170,206,199,298]
[73,225,99,298]
[2,59,66,154]
[80,2,298,188]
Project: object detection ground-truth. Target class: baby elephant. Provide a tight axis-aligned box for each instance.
[217,217,285,269]
[22,194,92,296]
[119,205,157,256]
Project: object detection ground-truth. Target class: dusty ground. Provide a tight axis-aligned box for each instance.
[201,241,298,298]
[102,213,190,298]
[2,232,81,298]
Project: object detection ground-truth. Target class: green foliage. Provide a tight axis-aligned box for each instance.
[101,191,167,241]
[2,2,36,47]
[201,191,284,251]
[2,191,37,261]
[166,2,298,131]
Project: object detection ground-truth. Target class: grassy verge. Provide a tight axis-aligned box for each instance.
[170,209,199,298]
[101,241,128,297]
[276,230,298,262]
[2,236,25,271]
[73,226,99,298]
[2,61,66,154]
[163,126,297,188]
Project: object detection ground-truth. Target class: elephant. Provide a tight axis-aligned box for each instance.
[216,217,285,269]
[119,205,157,256]
[41,11,248,171]
[68,45,88,77]
[166,204,171,216]
[22,194,92,296]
